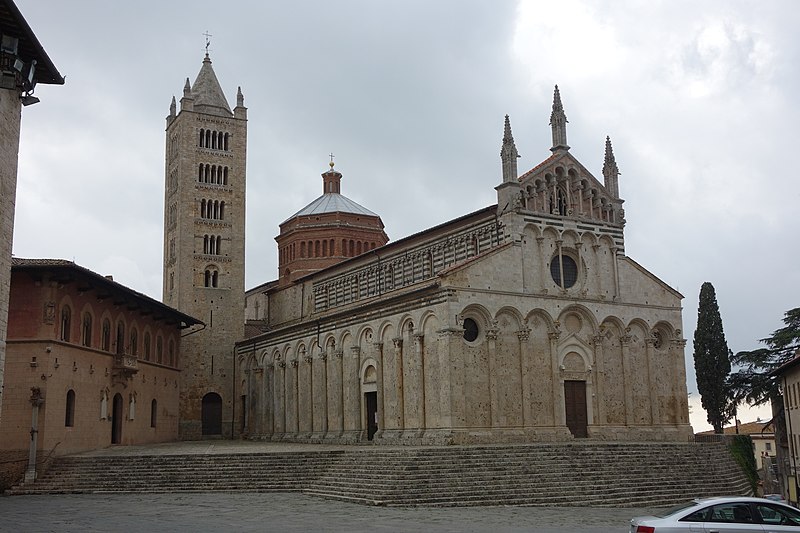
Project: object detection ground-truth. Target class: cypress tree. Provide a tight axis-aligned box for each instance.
[693,282,732,433]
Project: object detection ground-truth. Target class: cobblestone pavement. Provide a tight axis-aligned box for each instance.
[0,492,660,532]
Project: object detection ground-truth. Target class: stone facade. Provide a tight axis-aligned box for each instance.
[236,89,692,444]
[0,259,200,458]
[163,54,246,439]
[0,0,64,422]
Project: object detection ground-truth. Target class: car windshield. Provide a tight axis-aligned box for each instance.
[655,501,701,518]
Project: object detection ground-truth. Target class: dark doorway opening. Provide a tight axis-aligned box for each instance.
[111,393,123,444]
[564,380,588,438]
[202,392,223,436]
[365,391,378,441]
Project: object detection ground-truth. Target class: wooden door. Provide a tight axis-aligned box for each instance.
[365,391,378,441]
[564,380,588,438]
[111,393,123,444]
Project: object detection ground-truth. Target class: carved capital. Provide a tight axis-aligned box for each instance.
[516,328,531,342]
[413,333,424,342]
[485,328,499,341]
[673,339,688,348]
[334,350,344,359]
[620,334,632,346]
[372,341,384,350]
[278,361,286,369]
[319,353,327,362]
[350,346,361,355]
[548,330,561,341]
[591,335,604,346]
[392,337,403,349]
[437,328,463,339]
[304,355,313,364]
[290,360,298,368]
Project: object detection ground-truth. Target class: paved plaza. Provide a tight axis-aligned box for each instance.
[0,492,659,532]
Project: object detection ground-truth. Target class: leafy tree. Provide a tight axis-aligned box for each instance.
[728,307,800,498]
[729,307,800,406]
[693,282,733,433]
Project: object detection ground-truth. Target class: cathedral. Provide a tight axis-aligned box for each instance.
[167,55,692,444]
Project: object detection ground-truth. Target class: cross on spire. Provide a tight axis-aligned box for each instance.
[329,152,335,168]
[203,31,212,56]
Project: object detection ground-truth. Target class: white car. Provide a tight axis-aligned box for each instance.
[630,496,800,532]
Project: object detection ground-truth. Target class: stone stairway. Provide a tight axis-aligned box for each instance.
[8,442,751,507]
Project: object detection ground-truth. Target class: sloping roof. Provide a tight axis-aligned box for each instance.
[11,258,202,328]
[191,54,232,117]
[697,420,775,436]
[0,0,63,85]
[282,193,378,223]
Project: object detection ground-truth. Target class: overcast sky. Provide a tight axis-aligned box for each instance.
[12,0,799,431]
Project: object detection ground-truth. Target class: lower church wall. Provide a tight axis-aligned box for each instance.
[238,290,692,444]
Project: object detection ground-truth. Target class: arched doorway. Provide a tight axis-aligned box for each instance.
[362,364,378,441]
[201,392,223,436]
[111,393,123,444]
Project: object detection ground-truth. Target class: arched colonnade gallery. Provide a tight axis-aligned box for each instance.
[238,303,690,445]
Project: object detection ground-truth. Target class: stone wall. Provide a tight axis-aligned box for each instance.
[0,88,22,417]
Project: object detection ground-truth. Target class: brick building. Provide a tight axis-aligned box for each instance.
[0,259,201,464]
[0,0,63,422]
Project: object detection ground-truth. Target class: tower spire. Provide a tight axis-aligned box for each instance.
[602,136,620,198]
[500,114,519,183]
[549,85,570,153]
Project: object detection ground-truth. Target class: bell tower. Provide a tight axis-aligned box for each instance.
[163,53,247,439]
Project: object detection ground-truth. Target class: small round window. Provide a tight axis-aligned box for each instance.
[463,318,479,342]
[550,254,578,289]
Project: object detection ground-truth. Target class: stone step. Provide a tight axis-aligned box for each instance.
[9,442,752,506]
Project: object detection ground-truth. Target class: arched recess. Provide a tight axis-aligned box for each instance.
[494,306,524,427]
[598,316,627,425]
[420,311,441,429]
[361,358,380,440]
[201,392,223,436]
[626,319,653,425]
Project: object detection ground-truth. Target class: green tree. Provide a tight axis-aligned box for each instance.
[693,282,733,433]
[729,307,800,406]
[728,307,800,498]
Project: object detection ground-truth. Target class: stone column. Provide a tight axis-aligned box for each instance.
[413,333,426,435]
[291,360,300,436]
[517,328,531,427]
[393,338,405,431]
[275,360,286,436]
[373,341,385,438]
[610,246,620,299]
[436,328,461,431]
[301,351,313,438]
[556,239,565,291]
[252,367,264,436]
[591,334,606,426]
[342,346,361,441]
[549,327,562,426]
[330,349,344,436]
[645,336,659,425]
[25,388,44,482]
[536,237,548,293]
[620,333,634,426]
[592,244,602,297]
[672,338,689,424]
[486,326,499,428]
[264,363,274,438]
[312,349,327,439]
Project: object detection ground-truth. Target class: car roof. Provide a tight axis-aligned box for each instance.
[693,496,788,506]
